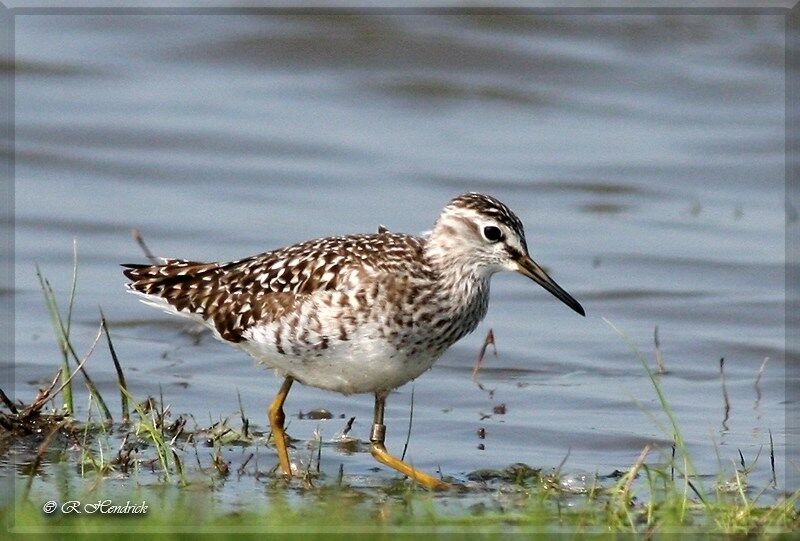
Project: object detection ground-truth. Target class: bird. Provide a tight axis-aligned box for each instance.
[122,192,585,490]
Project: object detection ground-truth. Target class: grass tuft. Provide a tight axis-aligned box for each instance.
[35,259,113,423]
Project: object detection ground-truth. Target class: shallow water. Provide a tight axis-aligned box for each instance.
[5,12,791,507]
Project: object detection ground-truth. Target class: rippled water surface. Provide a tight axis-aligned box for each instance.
[5,11,790,505]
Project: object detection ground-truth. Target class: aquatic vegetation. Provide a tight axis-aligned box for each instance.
[1,250,797,536]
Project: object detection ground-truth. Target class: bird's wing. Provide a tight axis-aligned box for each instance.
[122,232,428,342]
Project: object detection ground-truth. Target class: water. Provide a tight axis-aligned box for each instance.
[6,12,789,505]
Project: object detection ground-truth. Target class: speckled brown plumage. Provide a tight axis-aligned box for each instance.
[123,232,431,343]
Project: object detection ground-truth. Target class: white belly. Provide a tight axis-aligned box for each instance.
[240,321,440,395]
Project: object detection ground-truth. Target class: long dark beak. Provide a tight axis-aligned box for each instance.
[517,255,585,316]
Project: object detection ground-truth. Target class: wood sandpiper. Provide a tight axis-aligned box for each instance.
[122,192,585,490]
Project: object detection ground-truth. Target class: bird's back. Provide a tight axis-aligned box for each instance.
[123,232,432,344]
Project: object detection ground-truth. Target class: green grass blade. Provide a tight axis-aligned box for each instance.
[100,308,129,423]
[65,238,78,337]
[35,263,73,416]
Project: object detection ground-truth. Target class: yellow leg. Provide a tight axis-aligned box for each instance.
[369,393,450,491]
[267,376,294,479]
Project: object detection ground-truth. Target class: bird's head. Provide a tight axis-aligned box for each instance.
[428,192,585,316]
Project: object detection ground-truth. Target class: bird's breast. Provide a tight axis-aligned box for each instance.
[237,276,491,394]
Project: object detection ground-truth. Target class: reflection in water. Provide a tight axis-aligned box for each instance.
[720,358,730,433]
[753,356,769,418]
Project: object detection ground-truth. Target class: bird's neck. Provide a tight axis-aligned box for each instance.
[423,238,492,327]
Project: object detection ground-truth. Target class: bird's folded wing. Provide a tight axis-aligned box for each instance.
[123,233,429,342]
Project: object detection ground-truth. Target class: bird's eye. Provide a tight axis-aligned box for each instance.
[482,226,503,242]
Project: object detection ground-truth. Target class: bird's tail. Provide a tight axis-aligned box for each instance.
[122,259,221,315]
